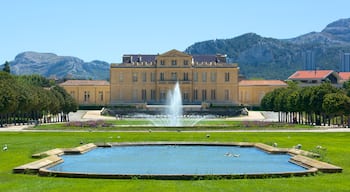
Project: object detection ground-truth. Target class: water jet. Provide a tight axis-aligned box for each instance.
[148,82,206,127]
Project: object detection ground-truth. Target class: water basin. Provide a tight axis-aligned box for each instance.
[45,144,309,179]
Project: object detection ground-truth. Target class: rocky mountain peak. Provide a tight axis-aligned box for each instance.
[14,52,58,63]
[9,51,110,80]
[185,18,350,79]
[323,18,350,31]
[321,18,350,41]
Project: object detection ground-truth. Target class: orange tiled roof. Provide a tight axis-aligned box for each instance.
[239,80,287,86]
[338,72,350,81]
[60,80,110,86]
[288,70,335,80]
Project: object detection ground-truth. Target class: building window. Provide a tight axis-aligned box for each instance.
[193,89,198,101]
[201,89,207,101]
[119,90,123,100]
[193,72,198,82]
[183,72,189,81]
[171,72,177,81]
[141,89,147,101]
[183,92,189,102]
[160,60,165,65]
[132,72,138,82]
[211,89,216,100]
[142,72,147,82]
[98,91,103,101]
[151,89,156,100]
[225,89,229,100]
[202,72,207,82]
[70,91,75,98]
[150,72,155,82]
[171,60,177,65]
[132,89,138,101]
[84,91,90,102]
[160,90,166,101]
[211,72,216,82]
[225,72,230,82]
[119,72,124,82]
[183,60,189,65]
[160,72,165,81]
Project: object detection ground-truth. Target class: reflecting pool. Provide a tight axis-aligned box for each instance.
[48,145,306,175]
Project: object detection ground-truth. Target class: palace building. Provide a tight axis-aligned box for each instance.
[60,49,290,107]
[60,80,110,106]
[110,49,239,105]
[239,80,288,106]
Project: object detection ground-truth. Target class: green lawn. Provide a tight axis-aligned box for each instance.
[30,119,314,131]
[1,131,349,192]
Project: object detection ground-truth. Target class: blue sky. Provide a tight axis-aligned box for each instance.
[1,0,350,63]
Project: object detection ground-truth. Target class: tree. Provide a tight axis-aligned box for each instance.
[309,82,340,125]
[322,92,350,126]
[19,74,51,87]
[297,86,317,124]
[52,86,78,110]
[343,80,350,97]
[260,91,274,111]
[260,80,350,126]
[0,72,19,126]
[261,87,289,122]
[0,73,79,126]
[286,88,302,123]
[2,61,10,73]
[0,72,18,113]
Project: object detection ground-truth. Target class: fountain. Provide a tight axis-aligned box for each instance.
[165,81,182,126]
[148,82,206,127]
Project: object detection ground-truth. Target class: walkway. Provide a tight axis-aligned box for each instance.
[0,110,350,132]
[226,111,265,121]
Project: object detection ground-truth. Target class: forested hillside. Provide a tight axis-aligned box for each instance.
[185,18,350,80]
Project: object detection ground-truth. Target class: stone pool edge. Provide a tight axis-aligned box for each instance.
[13,142,343,179]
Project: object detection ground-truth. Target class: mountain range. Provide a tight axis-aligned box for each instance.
[6,52,110,80]
[185,18,350,79]
[3,18,350,80]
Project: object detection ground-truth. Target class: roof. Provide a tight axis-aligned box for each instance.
[122,54,221,63]
[338,72,350,81]
[120,49,226,63]
[288,70,335,80]
[192,55,218,63]
[60,80,110,86]
[123,55,157,63]
[239,80,287,86]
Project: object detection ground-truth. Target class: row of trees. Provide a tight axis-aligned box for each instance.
[0,71,78,127]
[261,81,350,127]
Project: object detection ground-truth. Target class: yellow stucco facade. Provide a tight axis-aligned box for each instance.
[60,80,110,106]
[60,50,288,107]
[110,49,239,105]
[239,80,287,106]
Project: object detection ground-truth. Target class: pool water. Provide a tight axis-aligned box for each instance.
[48,145,306,175]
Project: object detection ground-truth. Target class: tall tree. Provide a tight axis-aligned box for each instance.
[0,72,18,126]
[19,74,51,87]
[260,91,274,111]
[2,61,10,73]
[0,72,18,113]
[322,92,350,126]
[343,80,350,97]
[52,85,78,114]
